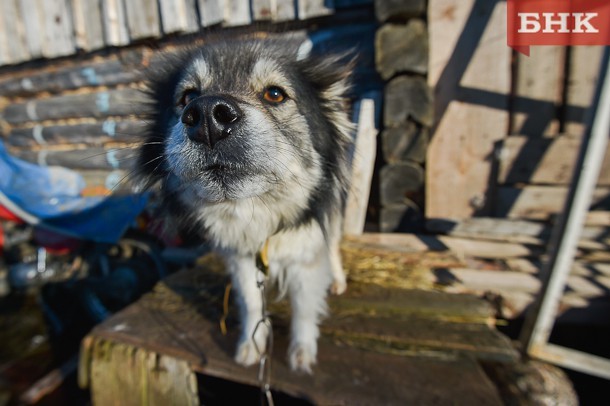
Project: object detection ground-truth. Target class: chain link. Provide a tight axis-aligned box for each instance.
[253,269,274,406]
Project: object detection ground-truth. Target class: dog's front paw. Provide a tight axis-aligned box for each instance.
[235,323,269,367]
[288,341,316,374]
[330,278,347,295]
[235,339,262,366]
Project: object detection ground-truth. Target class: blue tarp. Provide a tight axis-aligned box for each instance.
[0,141,148,243]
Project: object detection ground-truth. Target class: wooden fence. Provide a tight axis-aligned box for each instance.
[0,0,370,66]
[427,0,607,224]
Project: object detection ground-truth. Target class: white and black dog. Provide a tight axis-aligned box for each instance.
[137,36,353,373]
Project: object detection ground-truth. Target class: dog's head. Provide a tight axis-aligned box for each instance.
[138,37,353,205]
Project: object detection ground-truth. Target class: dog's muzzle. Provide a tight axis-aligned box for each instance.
[181,95,242,148]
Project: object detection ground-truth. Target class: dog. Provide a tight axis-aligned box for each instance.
[137,36,353,373]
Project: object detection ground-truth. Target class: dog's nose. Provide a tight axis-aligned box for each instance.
[181,96,242,148]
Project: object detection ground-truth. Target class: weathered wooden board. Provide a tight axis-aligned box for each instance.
[7,120,146,147]
[496,186,610,220]
[19,0,46,58]
[298,0,334,19]
[427,0,511,219]
[124,0,162,40]
[42,0,76,58]
[511,47,565,136]
[12,146,136,170]
[80,256,510,405]
[426,217,610,250]
[344,97,378,235]
[565,46,604,136]
[197,0,225,26]
[223,0,251,26]
[0,0,30,65]
[275,0,296,21]
[82,338,199,406]
[72,0,105,51]
[101,0,130,46]
[0,56,145,97]
[158,0,200,34]
[498,135,610,186]
[2,89,148,124]
[252,0,275,20]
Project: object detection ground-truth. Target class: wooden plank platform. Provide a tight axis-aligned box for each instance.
[79,243,517,405]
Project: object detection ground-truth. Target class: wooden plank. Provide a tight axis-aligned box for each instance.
[511,47,565,136]
[158,0,199,34]
[0,0,30,64]
[496,186,610,220]
[72,0,106,51]
[298,0,334,19]
[197,0,224,26]
[124,0,161,40]
[0,56,145,97]
[344,97,378,235]
[223,0,251,26]
[7,120,146,147]
[252,0,275,20]
[498,134,610,186]
[19,0,46,58]
[41,0,76,58]
[12,146,135,170]
[2,88,148,124]
[101,0,130,46]
[84,340,199,406]
[426,217,610,249]
[427,0,511,219]
[275,0,296,21]
[81,262,508,405]
[565,46,604,136]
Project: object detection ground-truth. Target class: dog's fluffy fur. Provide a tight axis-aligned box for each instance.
[137,36,353,373]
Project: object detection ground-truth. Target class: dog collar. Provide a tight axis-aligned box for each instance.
[255,239,270,275]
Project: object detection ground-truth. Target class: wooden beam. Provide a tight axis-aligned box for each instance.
[197,0,224,26]
[223,0,251,26]
[158,0,200,34]
[101,0,130,46]
[72,0,106,51]
[124,0,161,40]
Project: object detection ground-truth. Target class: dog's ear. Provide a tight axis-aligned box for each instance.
[297,48,356,103]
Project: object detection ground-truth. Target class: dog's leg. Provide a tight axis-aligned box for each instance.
[225,253,269,367]
[285,249,333,373]
[328,215,347,295]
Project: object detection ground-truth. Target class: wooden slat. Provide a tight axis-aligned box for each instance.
[511,47,565,136]
[344,97,378,235]
[427,0,511,219]
[496,186,610,220]
[124,0,161,40]
[19,0,45,58]
[2,88,148,124]
[72,0,106,51]
[158,0,200,34]
[101,0,130,46]
[426,217,610,250]
[0,0,30,64]
[275,0,296,21]
[41,0,76,58]
[498,135,610,186]
[0,56,145,97]
[12,146,135,170]
[197,0,224,26]
[7,120,146,147]
[565,46,604,136]
[252,0,275,20]
[298,0,334,19]
[223,0,251,26]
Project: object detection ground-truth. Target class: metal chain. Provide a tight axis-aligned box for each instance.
[253,269,274,406]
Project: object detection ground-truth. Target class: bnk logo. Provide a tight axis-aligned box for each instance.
[507,0,610,56]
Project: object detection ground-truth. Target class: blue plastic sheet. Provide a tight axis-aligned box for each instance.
[0,141,148,243]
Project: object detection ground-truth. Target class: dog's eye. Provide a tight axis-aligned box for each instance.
[179,89,199,107]
[262,86,287,104]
